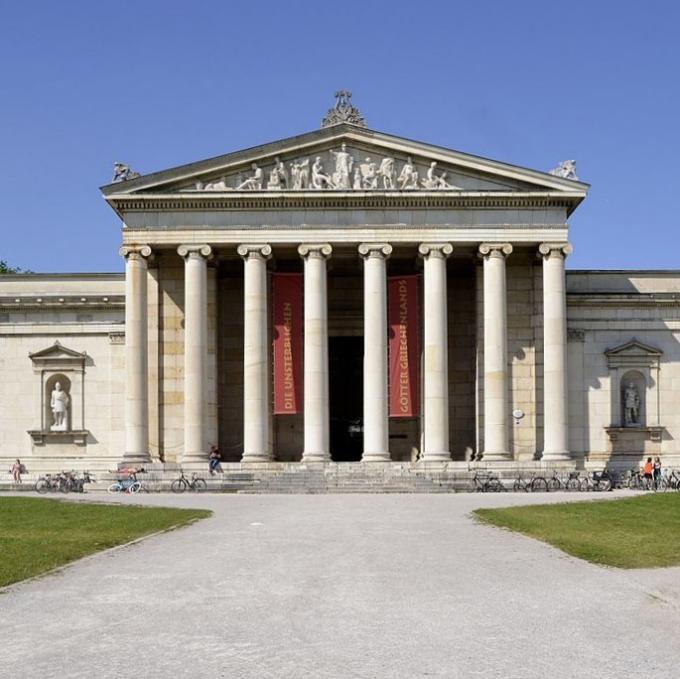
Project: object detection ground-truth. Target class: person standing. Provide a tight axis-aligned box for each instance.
[642,457,654,490]
[653,456,662,490]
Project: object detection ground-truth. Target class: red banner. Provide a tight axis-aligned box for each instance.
[388,275,420,417]
[272,273,303,414]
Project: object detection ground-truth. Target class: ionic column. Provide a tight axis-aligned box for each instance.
[418,243,453,461]
[358,243,392,462]
[177,244,212,463]
[539,242,572,460]
[238,244,272,462]
[119,245,153,463]
[478,243,513,460]
[298,244,332,462]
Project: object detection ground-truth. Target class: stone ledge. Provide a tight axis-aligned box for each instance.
[27,430,89,446]
[605,426,664,443]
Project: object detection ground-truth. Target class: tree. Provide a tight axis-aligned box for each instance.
[0,260,31,274]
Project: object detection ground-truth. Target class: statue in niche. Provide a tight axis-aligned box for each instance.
[624,382,641,426]
[290,159,310,190]
[311,157,333,189]
[377,157,396,189]
[236,163,264,190]
[359,157,378,189]
[398,157,419,190]
[422,161,458,190]
[330,143,353,189]
[50,382,70,431]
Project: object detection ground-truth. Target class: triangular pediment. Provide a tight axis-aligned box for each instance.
[605,339,663,358]
[101,124,588,200]
[29,341,87,362]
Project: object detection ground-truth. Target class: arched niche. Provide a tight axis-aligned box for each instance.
[45,373,72,432]
[27,341,89,445]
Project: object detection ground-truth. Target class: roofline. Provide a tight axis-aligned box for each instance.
[101,123,589,196]
[567,269,680,275]
[0,273,124,280]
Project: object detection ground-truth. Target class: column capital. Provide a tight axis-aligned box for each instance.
[237,243,272,261]
[177,244,212,260]
[538,242,572,260]
[298,243,332,259]
[478,242,513,259]
[418,242,453,259]
[358,243,392,259]
[119,245,153,261]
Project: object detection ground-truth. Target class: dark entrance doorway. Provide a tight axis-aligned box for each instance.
[329,336,363,461]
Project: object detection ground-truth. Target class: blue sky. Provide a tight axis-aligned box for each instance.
[1,0,678,273]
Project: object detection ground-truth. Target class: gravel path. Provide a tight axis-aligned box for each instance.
[2,490,678,678]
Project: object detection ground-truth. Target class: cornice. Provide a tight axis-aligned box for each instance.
[0,295,125,310]
[567,292,680,308]
[106,191,583,218]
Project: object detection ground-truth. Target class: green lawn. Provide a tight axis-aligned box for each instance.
[474,494,680,569]
[0,497,211,587]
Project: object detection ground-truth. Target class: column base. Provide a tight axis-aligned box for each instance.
[361,452,391,463]
[241,453,272,465]
[480,451,511,462]
[121,452,151,465]
[541,451,572,462]
[421,451,451,462]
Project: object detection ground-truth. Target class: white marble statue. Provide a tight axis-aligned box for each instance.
[398,157,419,190]
[266,167,281,190]
[236,163,264,191]
[112,162,140,183]
[50,382,70,431]
[290,159,310,190]
[273,157,288,188]
[202,177,230,191]
[311,157,333,189]
[422,161,457,190]
[330,143,353,189]
[377,157,396,189]
[624,382,641,426]
[549,160,578,181]
[352,167,362,190]
[360,157,378,189]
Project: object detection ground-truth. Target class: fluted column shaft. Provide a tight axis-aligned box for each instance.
[238,244,272,462]
[178,244,212,462]
[419,243,453,461]
[479,243,513,460]
[299,244,332,462]
[120,245,152,463]
[540,242,572,460]
[359,243,392,462]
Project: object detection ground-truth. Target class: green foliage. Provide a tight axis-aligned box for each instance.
[474,494,680,569]
[0,498,211,587]
[0,260,31,274]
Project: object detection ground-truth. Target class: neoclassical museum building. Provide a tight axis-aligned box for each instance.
[2,95,679,475]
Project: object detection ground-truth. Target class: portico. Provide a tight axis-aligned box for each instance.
[102,115,587,468]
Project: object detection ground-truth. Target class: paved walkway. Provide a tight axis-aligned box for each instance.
[2,491,679,678]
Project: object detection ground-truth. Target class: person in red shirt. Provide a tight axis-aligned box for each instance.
[643,457,654,490]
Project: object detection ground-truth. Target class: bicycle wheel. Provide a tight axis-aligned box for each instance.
[192,478,207,492]
[171,479,186,493]
[128,481,141,494]
[566,478,580,492]
[597,478,612,492]
[657,478,668,492]
[531,477,548,493]
[59,481,70,493]
[35,479,49,494]
[547,478,561,492]
[107,482,122,494]
[579,478,590,491]
[513,480,522,492]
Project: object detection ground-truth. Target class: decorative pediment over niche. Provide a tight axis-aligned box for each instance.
[605,339,662,369]
[29,341,87,371]
[101,124,589,201]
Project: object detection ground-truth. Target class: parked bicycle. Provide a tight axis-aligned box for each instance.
[513,473,549,493]
[546,471,580,492]
[469,472,505,493]
[35,472,70,494]
[171,470,207,493]
[108,468,144,494]
[580,469,612,492]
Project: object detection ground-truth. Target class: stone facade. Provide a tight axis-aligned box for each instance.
[2,122,679,473]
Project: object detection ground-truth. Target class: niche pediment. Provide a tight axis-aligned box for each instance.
[605,339,662,369]
[29,341,87,371]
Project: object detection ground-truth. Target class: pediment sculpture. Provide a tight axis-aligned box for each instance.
[189,146,464,193]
